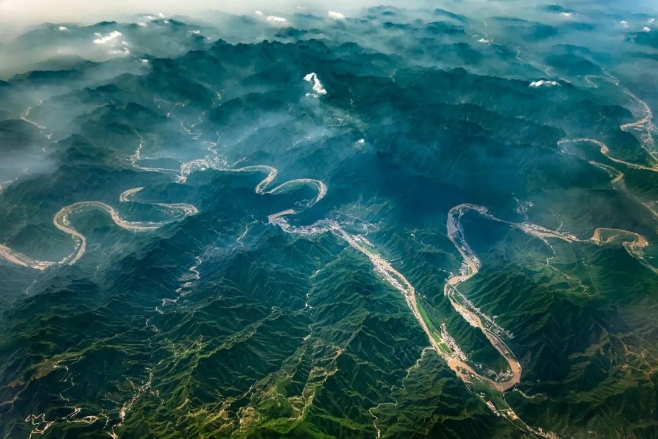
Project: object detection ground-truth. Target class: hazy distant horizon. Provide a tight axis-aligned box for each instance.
[0,0,409,24]
[1,0,655,28]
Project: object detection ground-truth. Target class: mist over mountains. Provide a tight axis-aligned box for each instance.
[1,2,658,438]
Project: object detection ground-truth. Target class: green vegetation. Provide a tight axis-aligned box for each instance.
[1,2,658,439]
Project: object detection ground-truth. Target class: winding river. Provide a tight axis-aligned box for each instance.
[4,65,657,439]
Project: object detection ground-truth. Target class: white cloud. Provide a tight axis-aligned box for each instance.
[559,12,572,17]
[328,11,345,20]
[135,13,160,26]
[266,15,286,23]
[478,38,491,44]
[529,80,558,88]
[649,18,655,24]
[109,47,130,56]
[620,20,629,28]
[191,29,201,34]
[254,10,263,17]
[304,72,327,96]
[93,30,122,44]
[642,26,651,32]
[140,58,149,63]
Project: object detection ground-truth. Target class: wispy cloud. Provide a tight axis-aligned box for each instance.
[529,80,558,88]
[93,30,122,44]
[328,11,345,20]
[266,15,286,24]
[304,72,327,96]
